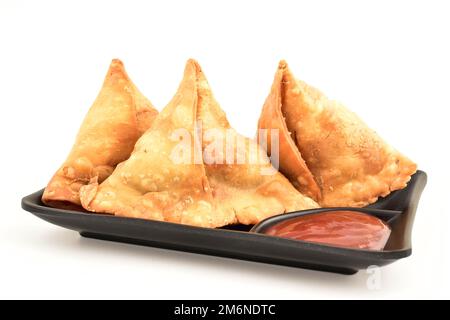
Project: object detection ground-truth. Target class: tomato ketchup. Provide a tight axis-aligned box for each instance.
[264,211,391,250]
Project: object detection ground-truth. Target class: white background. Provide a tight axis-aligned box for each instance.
[1,0,449,299]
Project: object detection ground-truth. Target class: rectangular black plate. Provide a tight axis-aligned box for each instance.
[21,171,426,275]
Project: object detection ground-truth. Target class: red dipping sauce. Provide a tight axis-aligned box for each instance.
[264,211,391,251]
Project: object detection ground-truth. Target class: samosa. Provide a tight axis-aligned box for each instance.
[81,59,318,227]
[42,59,158,209]
[258,60,417,207]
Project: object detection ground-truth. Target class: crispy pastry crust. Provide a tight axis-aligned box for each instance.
[42,59,158,209]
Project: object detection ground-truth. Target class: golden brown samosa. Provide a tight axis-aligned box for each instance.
[81,59,318,227]
[258,60,417,207]
[42,59,158,209]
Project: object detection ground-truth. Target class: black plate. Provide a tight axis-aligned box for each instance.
[21,171,426,275]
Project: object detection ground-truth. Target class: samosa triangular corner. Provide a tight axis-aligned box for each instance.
[278,59,289,70]
[105,59,158,134]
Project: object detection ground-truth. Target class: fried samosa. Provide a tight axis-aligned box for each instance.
[258,60,417,207]
[42,59,158,209]
[80,59,318,227]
